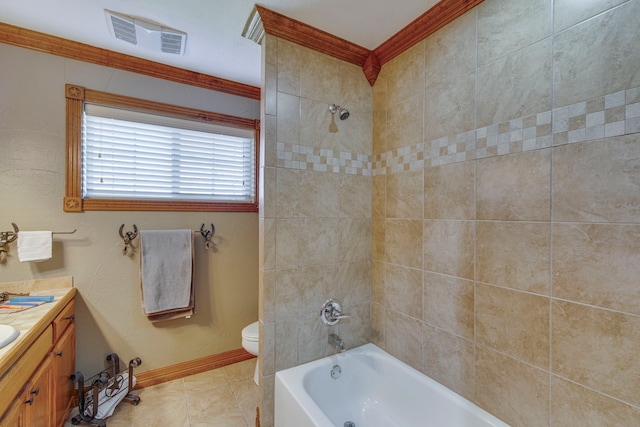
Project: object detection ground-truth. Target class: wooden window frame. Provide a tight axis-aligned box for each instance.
[64,84,259,213]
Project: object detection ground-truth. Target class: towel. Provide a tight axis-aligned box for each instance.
[140,230,194,321]
[17,231,52,262]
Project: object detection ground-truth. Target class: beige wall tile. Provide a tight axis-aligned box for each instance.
[477,38,552,128]
[384,263,422,319]
[372,218,385,261]
[387,41,425,106]
[261,321,275,376]
[475,346,550,427]
[553,223,640,316]
[477,149,551,221]
[276,92,300,144]
[386,169,424,219]
[384,219,422,268]
[372,64,388,113]
[554,0,628,32]
[423,220,474,279]
[340,260,371,306]
[338,301,371,349]
[387,94,424,151]
[275,219,302,269]
[339,218,372,262]
[371,260,384,304]
[425,9,476,85]
[476,284,550,368]
[424,72,477,141]
[277,39,301,96]
[259,374,275,427]
[339,106,372,155]
[553,0,640,107]
[340,61,373,114]
[299,98,341,150]
[372,109,387,155]
[297,170,340,218]
[298,312,336,363]
[476,221,550,295]
[262,166,277,218]
[276,168,299,217]
[371,302,385,347]
[262,115,277,168]
[262,218,276,271]
[552,300,640,407]
[424,160,475,220]
[274,318,298,371]
[299,48,341,104]
[300,218,341,266]
[384,309,423,370]
[275,266,339,320]
[423,272,474,340]
[477,0,552,66]
[341,174,372,218]
[372,174,386,219]
[551,376,640,426]
[422,324,475,401]
[261,270,275,323]
[553,136,640,223]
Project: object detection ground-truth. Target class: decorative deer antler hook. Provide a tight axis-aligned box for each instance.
[0,223,19,264]
[200,223,215,250]
[119,224,138,257]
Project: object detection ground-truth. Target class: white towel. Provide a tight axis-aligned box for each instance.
[17,231,52,262]
[140,230,194,315]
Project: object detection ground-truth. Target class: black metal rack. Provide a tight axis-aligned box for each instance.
[70,353,142,426]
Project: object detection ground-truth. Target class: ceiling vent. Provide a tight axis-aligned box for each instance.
[105,10,187,55]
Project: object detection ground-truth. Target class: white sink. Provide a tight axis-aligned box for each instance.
[0,324,20,349]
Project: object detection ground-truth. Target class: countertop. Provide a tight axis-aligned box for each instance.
[0,286,76,380]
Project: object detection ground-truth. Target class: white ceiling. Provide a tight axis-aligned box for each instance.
[0,0,439,88]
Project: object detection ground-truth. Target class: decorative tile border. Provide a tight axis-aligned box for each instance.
[274,86,640,176]
[276,142,372,176]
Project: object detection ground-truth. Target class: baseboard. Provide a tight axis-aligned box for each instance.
[134,348,255,389]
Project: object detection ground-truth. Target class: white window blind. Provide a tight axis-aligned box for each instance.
[82,104,255,203]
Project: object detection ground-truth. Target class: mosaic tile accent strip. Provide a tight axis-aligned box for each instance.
[276,142,372,176]
[274,86,640,177]
[373,85,640,175]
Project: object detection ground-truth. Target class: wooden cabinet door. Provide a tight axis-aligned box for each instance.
[26,353,54,427]
[0,389,28,427]
[53,323,76,427]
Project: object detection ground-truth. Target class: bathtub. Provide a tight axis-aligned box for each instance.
[275,343,509,427]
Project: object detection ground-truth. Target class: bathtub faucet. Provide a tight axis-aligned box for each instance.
[328,333,346,353]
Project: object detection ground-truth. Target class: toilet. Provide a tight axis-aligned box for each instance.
[241,321,259,385]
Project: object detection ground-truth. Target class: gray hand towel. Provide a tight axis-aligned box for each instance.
[140,230,194,315]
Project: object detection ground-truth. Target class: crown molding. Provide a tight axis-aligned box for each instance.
[0,21,260,100]
[374,0,485,65]
[251,0,485,86]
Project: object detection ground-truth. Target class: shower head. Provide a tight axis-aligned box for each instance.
[329,104,350,120]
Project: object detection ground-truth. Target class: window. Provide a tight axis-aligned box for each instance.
[64,84,259,212]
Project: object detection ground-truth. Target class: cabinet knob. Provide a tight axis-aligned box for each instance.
[64,314,75,322]
[31,387,40,396]
[57,351,64,357]
[25,397,34,405]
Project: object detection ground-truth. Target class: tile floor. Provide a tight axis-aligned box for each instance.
[65,358,258,427]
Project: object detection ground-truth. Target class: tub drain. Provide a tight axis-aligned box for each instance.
[344,422,356,427]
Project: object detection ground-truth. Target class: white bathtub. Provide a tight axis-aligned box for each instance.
[275,343,509,427]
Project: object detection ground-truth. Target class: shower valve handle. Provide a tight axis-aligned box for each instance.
[320,298,349,326]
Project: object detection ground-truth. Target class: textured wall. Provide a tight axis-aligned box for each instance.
[372,0,640,425]
[0,43,260,376]
[259,36,373,426]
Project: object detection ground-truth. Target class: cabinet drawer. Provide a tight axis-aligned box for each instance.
[52,300,75,342]
[0,325,53,417]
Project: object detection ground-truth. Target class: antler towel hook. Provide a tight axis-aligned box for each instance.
[200,223,215,250]
[119,224,138,257]
[0,223,19,264]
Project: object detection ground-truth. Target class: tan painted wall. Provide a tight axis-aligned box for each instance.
[0,42,260,376]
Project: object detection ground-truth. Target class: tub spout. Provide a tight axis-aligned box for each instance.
[328,333,345,353]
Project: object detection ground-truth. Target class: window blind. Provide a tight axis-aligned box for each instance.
[82,104,255,202]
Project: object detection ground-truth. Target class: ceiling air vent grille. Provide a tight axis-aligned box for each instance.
[109,13,137,45]
[105,10,187,55]
[161,31,186,55]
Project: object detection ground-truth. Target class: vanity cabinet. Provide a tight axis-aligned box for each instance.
[0,295,76,427]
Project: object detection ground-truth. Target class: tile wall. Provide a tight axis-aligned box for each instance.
[259,36,373,426]
[372,0,640,425]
